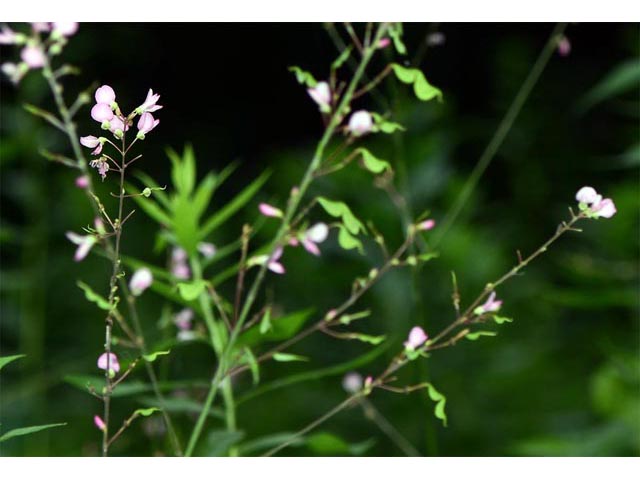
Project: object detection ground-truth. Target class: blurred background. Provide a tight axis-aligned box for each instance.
[1,23,638,456]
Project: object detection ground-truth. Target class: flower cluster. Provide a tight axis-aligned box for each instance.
[1,22,78,84]
[575,186,616,219]
[473,291,503,315]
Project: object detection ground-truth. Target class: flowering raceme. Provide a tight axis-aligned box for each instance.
[575,186,617,219]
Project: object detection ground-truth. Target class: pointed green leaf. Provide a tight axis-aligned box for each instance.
[191,172,218,223]
[337,225,364,254]
[390,63,417,83]
[177,280,208,301]
[493,315,513,325]
[0,423,66,443]
[317,197,365,235]
[426,383,447,427]
[134,407,162,417]
[331,46,352,71]
[357,148,392,174]
[348,333,386,345]
[142,350,171,363]
[418,252,439,262]
[414,74,443,102]
[273,352,308,363]
[0,354,26,371]
[243,347,260,386]
[465,331,497,341]
[388,23,407,55]
[77,281,112,311]
[259,307,272,334]
[288,66,317,87]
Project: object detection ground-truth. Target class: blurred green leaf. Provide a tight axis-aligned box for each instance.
[200,430,245,456]
[238,432,304,455]
[0,354,26,371]
[391,63,443,102]
[357,147,392,174]
[142,350,171,363]
[177,280,207,301]
[134,407,161,417]
[77,281,112,311]
[465,331,497,341]
[317,197,365,235]
[0,423,66,443]
[337,225,364,254]
[579,59,640,112]
[239,308,314,347]
[425,383,447,427]
[273,352,308,362]
[288,66,317,87]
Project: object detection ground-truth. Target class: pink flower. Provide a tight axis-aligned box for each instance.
[267,247,285,274]
[137,112,159,137]
[575,186,601,206]
[307,81,331,112]
[377,37,391,49]
[31,23,51,33]
[347,110,373,137]
[89,158,109,180]
[109,116,129,135]
[592,198,617,219]
[136,88,163,114]
[91,103,114,123]
[52,22,78,37]
[404,326,428,350]
[94,415,106,432]
[342,372,363,393]
[0,26,18,44]
[21,46,45,68]
[197,242,216,259]
[75,175,89,189]
[129,268,153,296]
[97,352,120,373]
[557,35,571,57]
[65,231,97,262]
[95,85,116,105]
[172,263,191,279]
[173,308,194,331]
[475,291,502,315]
[417,219,436,231]
[301,222,329,256]
[80,135,104,155]
[172,247,188,263]
[259,203,283,218]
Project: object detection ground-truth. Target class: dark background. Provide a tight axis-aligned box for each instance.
[1,23,638,456]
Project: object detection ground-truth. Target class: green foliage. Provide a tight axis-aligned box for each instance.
[288,66,317,87]
[492,315,513,325]
[465,331,498,341]
[391,64,443,102]
[344,332,386,345]
[387,23,407,55]
[425,383,447,427]
[357,147,392,174]
[134,407,162,417]
[272,352,309,362]
[200,430,246,456]
[317,197,365,235]
[306,432,375,456]
[579,59,640,111]
[243,347,260,385]
[177,280,208,301]
[337,225,364,254]
[77,281,112,311]
[0,423,66,443]
[142,350,171,363]
[331,46,352,71]
[0,354,26,371]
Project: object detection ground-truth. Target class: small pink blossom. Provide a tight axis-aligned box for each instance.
[21,45,45,68]
[417,219,436,231]
[75,175,89,189]
[109,116,129,135]
[94,415,106,432]
[0,26,18,44]
[325,309,338,321]
[307,81,331,112]
[129,268,153,296]
[31,23,51,33]
[52,22,78,37]
[557,35,571,57]
[377,37,391,49]
[364,376,373,390]
[259,203,283,218]
[95,85,116,105]
[475,291,502,315]
[300,222,329,257]
[65,231,96,262]
[136,88,163,114]
[172,263,191,279]
[592,198,617,219]
[575,186,601,206]
[91,103,114,123]
[347,110,373,137]
[97,352,120,373]
[342,372,363,393]
[80,135,104,155]
[137,112,159,137]
[267,247,285,274]
[173,308,194,331]
[89,158,109,180]
[172,247,188,263]
[197,242,216,259]
[404,326,428,350]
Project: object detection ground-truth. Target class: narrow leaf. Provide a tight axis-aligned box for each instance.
[77,281,111,311]
[133,407,161,417]
[465,331,497,341]
[142,350,171,363]
[272,352,309,363]
[0,354,26,371]
[0,423,66,443]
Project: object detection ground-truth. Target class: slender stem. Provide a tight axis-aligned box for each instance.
[184,23,389,456]
[262,395,361,456]
[432,23,568,246]
[359,398,421,457]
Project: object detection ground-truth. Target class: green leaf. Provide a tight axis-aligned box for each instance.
[272,352,308,363]
[243,347,260,386]
[579,59,640,111]
[307,432,350,455]
[387,23,407,55]
[465,331,497,341]
[137,396,224,419]
[331,46,352,71]
[337,225,364,254]
[142,350,171,363]
[64,375,209,398]
[317,197,365,235]
[259,307,272,334]
[129,193,172,226]
[77,281,112,311]
[348,333,386,345]
[177,280,207,301]
[417,252,439,262]
[357,148,392,174]
[239,308,314,347]
[0,354,26,371]
[0,423,66,443]
[493,315,513,325]
[238,432,305,455]
[288,66,317,87]
[200,170,271,238]
[377,120,405,134]
[391,63,443,102]
[168,144,197,197]
[425,383,447,427]
[191,172,217,223]
[133,407,161,417]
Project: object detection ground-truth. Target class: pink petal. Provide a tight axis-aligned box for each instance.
[91,103,114,123]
